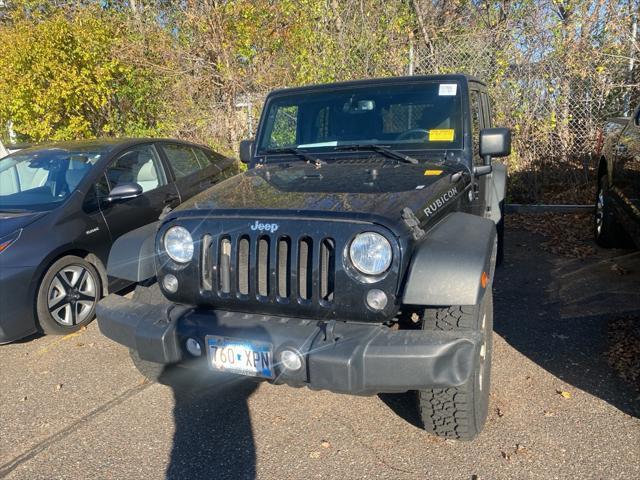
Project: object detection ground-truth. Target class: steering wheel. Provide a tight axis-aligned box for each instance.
[396,128,429,141]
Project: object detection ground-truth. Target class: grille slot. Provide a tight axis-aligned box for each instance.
[201,234,213,291]
[320,238,335,301]
[257,237,270,297]
[238,237,250,295]
[219,237,231,294]
[298,237,313,300]
[277,237,290,298]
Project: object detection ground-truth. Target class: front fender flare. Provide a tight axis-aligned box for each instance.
[402,212,496,306]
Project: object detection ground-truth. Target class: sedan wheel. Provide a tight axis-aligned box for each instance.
[36,255,102,335]
[47,265,97,326]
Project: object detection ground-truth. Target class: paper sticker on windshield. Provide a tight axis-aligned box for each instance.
[429,129,455,142]
[439,84,457,96]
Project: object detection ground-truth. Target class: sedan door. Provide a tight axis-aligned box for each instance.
[158,142,229,201]
[98,143,180,243]
[612,107,640,237]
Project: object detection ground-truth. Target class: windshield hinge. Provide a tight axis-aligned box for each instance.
[401,207,425,240]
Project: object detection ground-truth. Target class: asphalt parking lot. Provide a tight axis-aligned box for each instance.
[1,225,639,480]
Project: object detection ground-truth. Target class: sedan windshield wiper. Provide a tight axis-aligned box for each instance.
[263,148,325,166]
[334,144,418,164]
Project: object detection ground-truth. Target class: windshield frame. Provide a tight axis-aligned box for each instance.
[255,79,469,162]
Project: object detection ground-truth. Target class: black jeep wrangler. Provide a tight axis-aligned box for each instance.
[96,75,511,441]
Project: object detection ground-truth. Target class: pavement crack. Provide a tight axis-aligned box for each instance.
[0,382,151,478]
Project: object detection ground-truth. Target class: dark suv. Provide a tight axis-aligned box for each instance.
[0,138,234,343]
[97,75,511,440]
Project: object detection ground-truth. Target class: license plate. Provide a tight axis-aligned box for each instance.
[206,336,274,379]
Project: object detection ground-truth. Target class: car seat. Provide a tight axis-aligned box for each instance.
[135,154,159,192]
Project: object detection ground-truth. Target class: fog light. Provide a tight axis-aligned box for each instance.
[185,338,202,357]
[280,349,302,371]
[163,274,178,293]
[366,289,388,310]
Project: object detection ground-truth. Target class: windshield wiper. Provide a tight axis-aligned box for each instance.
[263,148,325,166]
[334,144,418,164]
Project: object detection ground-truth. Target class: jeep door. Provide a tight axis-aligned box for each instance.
[469,85,490,217]
[97,143,180,242]
[612,106,640,238]
[158,142,229,202]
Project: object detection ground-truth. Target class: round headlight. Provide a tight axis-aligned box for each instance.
[349,232,392,276]
[164,226,194,263]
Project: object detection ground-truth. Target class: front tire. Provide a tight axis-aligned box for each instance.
[417,287,493,441]
[594,174,627,248]
[36,255,101,335]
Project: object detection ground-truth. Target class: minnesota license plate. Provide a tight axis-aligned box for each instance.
[206,336,274,379]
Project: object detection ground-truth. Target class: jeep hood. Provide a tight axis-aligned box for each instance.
[175,162,467,224]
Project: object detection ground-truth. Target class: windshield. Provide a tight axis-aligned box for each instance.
[257,81,463,155]
[0,147,103,211]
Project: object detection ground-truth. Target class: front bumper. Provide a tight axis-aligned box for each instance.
[0,266,38,343]
[96,294,481,395]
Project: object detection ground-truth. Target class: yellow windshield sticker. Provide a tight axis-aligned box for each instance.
[429,129,455,142]
[424,169,443,176]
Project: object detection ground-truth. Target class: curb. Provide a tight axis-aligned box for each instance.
[506,204,594,214]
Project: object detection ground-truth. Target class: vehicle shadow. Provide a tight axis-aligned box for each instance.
[380,227,640,426]
[493,228,640,419]
[160,365,259,480]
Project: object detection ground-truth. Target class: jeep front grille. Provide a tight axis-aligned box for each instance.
[201,233,336,306]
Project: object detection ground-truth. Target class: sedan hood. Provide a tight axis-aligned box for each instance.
[0,211,47,238]
[175,161,467,226]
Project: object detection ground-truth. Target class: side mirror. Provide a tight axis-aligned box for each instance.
[239,140,254,164]
[106,183,143,202]
[479,128,511,164]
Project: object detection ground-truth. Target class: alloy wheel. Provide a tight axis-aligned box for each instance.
[47,265,97,326]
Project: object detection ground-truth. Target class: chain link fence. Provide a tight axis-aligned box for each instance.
[413,30,638,202]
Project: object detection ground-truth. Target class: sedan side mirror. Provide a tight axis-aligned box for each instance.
[239,139,254,164]
[479,128,511,164]
[106,183,143,202]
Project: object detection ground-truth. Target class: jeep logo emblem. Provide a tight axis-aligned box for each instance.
[250,220,279,233]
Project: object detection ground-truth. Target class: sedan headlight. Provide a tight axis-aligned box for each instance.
[164,226,194,263]
[349,232,392,276]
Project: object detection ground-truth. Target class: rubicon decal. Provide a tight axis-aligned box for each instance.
[424,187,458,217]
[250,220,279,232]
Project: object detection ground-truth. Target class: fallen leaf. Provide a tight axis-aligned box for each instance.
[556,389,571,399]
[76,342,84,347]
[80,326,87,331]
[320,440,331,449]
[611,264,630,276]
[501,451,511,461]
[20,396,27,402]
[55,383,63,391]
[515,444,527,454]
[496,407,504,418]
[543,410,555,417]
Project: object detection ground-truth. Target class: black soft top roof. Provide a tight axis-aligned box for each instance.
[268,74,485,98]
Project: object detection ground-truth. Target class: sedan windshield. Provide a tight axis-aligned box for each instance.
[257,81,463,155]
[0,147,103,211]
